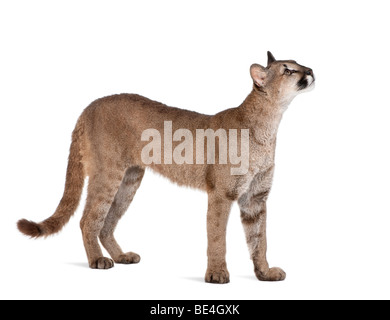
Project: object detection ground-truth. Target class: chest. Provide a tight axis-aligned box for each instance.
[234,157,276,202]
[249,137,276,173]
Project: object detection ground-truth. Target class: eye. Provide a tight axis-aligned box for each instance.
[284,69,292,76]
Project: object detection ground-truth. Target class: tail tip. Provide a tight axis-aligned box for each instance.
[17,219,43,238]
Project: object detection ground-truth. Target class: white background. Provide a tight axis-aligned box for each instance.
[1,0,389,300]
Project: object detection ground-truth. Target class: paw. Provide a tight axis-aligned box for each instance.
[90,257,114,270]
[256,267,286,281]
[114,252,141,264]
[205,269,230,284]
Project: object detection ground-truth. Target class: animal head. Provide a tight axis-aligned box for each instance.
[250,51,315,103]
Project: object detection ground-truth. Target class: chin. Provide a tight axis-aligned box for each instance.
[303,81,315,93]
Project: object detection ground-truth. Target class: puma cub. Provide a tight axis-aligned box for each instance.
[18,52,315,284]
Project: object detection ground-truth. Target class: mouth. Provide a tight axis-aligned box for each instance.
[297,76,315,91]
[297,77,309,91]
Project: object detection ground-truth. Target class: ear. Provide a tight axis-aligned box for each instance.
[250,64,268,87]
[267,51,276,67]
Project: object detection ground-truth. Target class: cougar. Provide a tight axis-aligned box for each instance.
[18,52,315,284]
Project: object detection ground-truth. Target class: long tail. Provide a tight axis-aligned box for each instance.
[17,117,86,238]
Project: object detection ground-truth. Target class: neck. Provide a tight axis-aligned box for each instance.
[239,88,289,121]
[238,88,290,145]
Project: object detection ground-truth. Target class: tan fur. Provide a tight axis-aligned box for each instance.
[17,52,314,283]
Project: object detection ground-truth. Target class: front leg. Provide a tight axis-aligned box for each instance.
[205,192,233,284]
[240,192,286,281]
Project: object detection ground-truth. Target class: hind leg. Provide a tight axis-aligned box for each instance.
[99,166,145,264]
[80,167,126,269]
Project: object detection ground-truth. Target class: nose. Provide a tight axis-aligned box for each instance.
[305,68,315,81]
[305,69,313,76]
